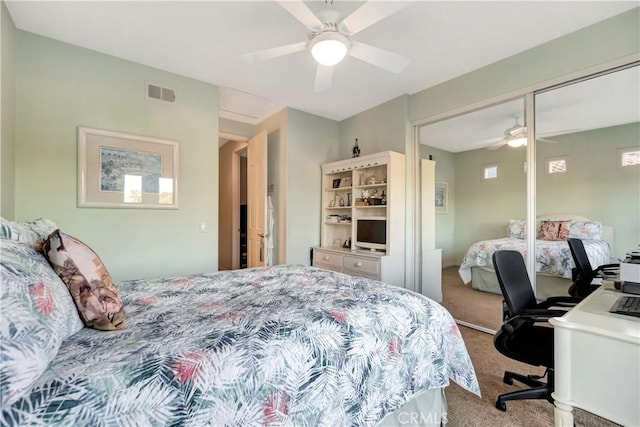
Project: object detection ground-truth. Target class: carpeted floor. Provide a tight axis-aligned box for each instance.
[441,266,503,332]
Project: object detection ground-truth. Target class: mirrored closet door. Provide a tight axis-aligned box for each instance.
[534,65,640,298]
[419,97,528,332]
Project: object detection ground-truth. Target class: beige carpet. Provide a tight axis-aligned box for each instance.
[441,266,503,332]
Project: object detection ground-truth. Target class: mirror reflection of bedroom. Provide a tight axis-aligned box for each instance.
[420,64,639,333]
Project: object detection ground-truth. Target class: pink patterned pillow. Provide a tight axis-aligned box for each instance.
[43,230,126,331]
[537,220,570,241]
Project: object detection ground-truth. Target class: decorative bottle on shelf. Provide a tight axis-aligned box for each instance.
[381,191,387,205]
[352,138,360,158]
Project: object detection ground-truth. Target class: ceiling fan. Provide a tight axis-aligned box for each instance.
[487,117,558,150]
[241,0,411,92]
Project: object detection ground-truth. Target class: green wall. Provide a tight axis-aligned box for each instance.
[286,108,340,265]
[450,123,639,263]
[339,95,408,158]
[14,31,219,281]
[453,143,527,262]
[219,117,257,139]
[1,1,16,219]
[536,123,639,259]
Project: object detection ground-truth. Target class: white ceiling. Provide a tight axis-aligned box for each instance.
[6,1,638,129]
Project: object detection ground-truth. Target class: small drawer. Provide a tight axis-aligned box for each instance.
[343,256,379,275]
[314,250,343,268]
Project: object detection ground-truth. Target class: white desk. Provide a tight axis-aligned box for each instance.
[550,284,640,426]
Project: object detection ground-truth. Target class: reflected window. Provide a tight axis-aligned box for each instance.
[158,178,174,204]
[621,149,640,167]
[123,175,142,203]
[547,157,567,174]
[484,165,498,179]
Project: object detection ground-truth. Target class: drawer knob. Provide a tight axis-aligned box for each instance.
[355,261,362,267]
[323,255,330,261]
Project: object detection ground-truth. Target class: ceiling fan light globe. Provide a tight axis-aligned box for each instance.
[507,136,527,148]
[310,32,349,66]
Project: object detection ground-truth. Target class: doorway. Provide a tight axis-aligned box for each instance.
[218,131,268,271]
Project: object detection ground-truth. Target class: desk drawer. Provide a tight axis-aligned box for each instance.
[343,256,380,276]
[314,250,343,268]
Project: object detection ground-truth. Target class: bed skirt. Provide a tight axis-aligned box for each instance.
[379,388,447,427]
[470,266,573,300]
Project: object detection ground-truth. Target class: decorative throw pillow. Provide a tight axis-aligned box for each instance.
[507,219,526,239]
[569,221,602,240]
[43,230,126,331]
[537,220,570,241]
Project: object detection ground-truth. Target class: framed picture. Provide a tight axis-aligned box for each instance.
[340,177,352,188]
[332,178,341,189]
[435,181,448,214]
[77,127,179,209]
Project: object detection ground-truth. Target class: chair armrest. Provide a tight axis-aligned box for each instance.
[537,296,581,309]
[596,264,619,276]
[518,309,568,322]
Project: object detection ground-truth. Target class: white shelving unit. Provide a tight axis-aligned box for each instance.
[313,151,405,287]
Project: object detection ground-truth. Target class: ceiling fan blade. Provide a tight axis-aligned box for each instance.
[277,0,322,30]
[487,140,506,150]
[314,65,333,92]
[241,42,306,64]
[537,137,558,144]
[348,41,409,74]
[340,2,409,35]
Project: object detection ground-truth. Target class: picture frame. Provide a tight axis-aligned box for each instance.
[77,127,179,209]
[340,177,352,188]
[435,181,448,214]
[332,178,342,189]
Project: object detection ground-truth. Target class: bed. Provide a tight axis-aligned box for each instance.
[458,215,614,299]
[1,218,479,426]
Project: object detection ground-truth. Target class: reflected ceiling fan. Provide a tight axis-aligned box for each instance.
[487,117,559,150]
[241,0,411,92]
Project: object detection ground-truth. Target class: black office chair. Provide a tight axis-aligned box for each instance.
[567,238,619,298]
[492,250,580,412]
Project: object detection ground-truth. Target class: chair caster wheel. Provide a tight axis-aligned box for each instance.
[496,400,507,412]
[503,374,513,385]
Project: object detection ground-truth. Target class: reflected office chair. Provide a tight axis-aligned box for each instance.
[492,250,580,412]
[567,238,619,298]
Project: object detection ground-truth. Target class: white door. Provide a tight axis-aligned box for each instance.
[247,131,268,268]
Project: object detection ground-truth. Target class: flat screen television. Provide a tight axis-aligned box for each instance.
[356,219,386,251]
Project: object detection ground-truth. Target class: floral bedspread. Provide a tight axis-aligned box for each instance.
[3,264,479,426]
[458,237,611,283]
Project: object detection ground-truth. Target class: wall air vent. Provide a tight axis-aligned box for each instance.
[146,82,175,103]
